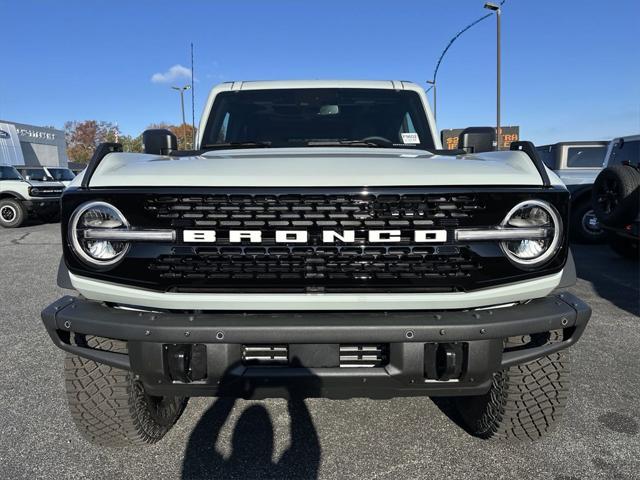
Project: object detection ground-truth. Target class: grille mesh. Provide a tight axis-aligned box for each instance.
[150,246,479,282]
[144,193,484,228]
[142,193,484,290]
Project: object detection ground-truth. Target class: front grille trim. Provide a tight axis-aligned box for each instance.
[143,191,485,291]
[61,187,570,293]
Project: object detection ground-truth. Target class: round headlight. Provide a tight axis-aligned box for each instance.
[70,201,130,267]
[500,200,562,267]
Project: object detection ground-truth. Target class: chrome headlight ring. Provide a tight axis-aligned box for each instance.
[69,201,131,267]
[499,199,563,268]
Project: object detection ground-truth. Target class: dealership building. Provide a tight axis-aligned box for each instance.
[0,120,68,167]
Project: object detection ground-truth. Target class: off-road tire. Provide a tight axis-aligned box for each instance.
[592,165,640,227]
[65,336,187,447]
[453,336,569,441]
[0,198,26,228]
[570,200,605,244]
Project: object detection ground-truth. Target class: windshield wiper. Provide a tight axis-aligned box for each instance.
[306,140,387,148]
[201,141,272,150]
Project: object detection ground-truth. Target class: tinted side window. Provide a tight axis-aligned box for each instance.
[536,146,555,169]
[566,146,606,168]
[609,140,640,166]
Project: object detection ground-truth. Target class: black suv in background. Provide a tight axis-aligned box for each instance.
[592,135,640,259]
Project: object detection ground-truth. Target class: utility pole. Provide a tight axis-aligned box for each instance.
[426,80,437,120]
[484,2,501,150]
[191,43,196,149]
[172,85,191,148]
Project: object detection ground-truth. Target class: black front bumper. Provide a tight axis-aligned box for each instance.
[41,292,590,399]
[23,198,59,212]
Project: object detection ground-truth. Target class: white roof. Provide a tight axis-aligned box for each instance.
[223,79,423,91]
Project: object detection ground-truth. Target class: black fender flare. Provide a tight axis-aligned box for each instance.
[0,190,27,201]
[557,249,576,289]
[57,257,75,289]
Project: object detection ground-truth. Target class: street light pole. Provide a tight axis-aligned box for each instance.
[426,80,437,120]
[429,1,505,130]
[171,85,191,148]
[484,2,501,150]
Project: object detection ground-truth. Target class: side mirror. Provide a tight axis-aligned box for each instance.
[25,175,31,181]
[142,129,178,155]
[458,127,495,153]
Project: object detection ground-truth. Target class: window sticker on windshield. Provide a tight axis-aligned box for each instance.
[401,133,420,144]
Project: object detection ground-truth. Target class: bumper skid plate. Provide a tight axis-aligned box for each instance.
[41,292,590,399]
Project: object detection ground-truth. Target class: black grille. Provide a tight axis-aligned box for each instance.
[61,187,570,293]
[33,188,63,197]
[144,193,484,229]
[150,246,479,284]
[142,193,484,292]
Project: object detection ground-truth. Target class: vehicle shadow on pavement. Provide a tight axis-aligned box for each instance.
[572,245,640,317]
[181,360,321,480]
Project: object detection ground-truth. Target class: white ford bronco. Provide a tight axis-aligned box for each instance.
[0,165,63,228]
[42,80,590,446]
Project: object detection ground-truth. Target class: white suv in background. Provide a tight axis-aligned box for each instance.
[44,167,76,187]
[0,165,63,227]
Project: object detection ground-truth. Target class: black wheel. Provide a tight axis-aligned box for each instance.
[570,201,606,243]
[608,232,639,260]
[65,336,187,446]
[592,165,640,227]
[0,198,26,228]
[452,335,569,441]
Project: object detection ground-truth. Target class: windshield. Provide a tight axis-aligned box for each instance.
[19,168,51,181]
[47,168,75,181]
[202,88,435,150]
[0,166,22,180]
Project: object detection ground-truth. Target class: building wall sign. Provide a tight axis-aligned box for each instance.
[8,122,61,146]
[16,128,57,142]
[0,120,67,167]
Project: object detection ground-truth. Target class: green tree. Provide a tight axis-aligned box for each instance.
[104,130,143,153]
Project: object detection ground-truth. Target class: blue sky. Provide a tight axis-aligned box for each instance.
[0,0,638,144]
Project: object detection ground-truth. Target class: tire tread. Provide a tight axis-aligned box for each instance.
[64,336,186,447]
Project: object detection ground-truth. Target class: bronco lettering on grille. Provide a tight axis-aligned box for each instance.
[183,229,448,243]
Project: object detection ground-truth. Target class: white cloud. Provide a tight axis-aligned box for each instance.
[151,64,192,84]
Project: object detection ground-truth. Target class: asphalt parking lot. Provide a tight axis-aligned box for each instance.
[1,221,638,480]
